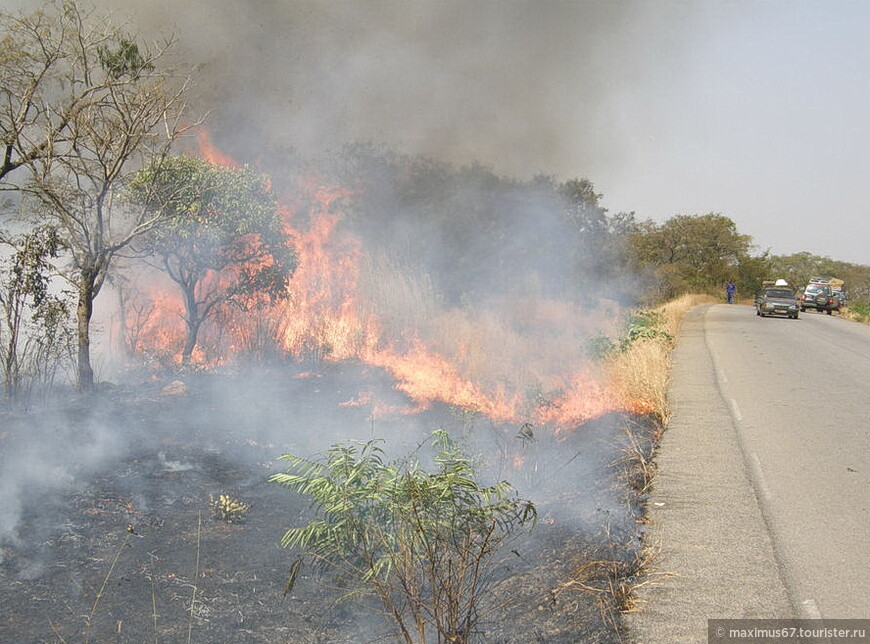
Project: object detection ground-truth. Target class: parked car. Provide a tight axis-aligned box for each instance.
[756,287,800,319]
[800,283,837,314]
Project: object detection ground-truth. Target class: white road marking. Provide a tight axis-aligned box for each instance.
[729,398,742,421]
[800,598,822,619]
[749,453,772,501]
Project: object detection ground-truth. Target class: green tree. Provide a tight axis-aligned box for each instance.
[129,156,295,366]
[630,213,759,299]
[0,226,72,401]
[270,430,536,644]
[767,252,870,304]
[558,177,606,237]
[4,1,196,391]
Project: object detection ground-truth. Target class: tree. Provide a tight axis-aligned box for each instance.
[3,1,195,391]
[1,4,68,185]
[0,4,156,185]
[558,177,606,237]
[629,213,758,298]
[0,226,72,401]
[270,430,536,644]
[128,156,295,366]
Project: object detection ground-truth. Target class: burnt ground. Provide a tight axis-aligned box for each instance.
[0,362,659,643]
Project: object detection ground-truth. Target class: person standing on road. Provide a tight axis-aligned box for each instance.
[726,281,736,304]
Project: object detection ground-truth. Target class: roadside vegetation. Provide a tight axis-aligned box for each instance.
[270,431,536,644]
[841,301,870,324]
[3,2,870,642]
[604,294,715,425]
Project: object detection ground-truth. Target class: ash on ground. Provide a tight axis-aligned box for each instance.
[0,364,658,643]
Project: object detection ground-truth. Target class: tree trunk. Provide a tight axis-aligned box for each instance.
[76,275,96,393]
[181,285,200,367]
[3,308,21,400]
[181,323,199,366]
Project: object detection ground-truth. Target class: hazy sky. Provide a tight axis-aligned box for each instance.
[10,0,869,264]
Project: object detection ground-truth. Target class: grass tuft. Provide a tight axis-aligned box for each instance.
[606,294,713,424]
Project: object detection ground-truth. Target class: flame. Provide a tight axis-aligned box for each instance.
[196,130,240,169]
[276,187,371,361]
[123,134,641,431]
[362,337,521,421]
[536,370,620,430]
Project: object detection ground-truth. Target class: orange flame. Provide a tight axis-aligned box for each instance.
[196,131,240,169]
[124,135,640,431]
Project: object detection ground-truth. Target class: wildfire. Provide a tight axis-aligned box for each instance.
[196,130,240,169]
[536,370,621,430]
[362,337,521,421]
[124,135,640,431]
[276,191,371,362]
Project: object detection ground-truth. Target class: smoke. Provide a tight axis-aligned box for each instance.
[0,403,124,562]
[49,0,642,180]
[0,10,652,637]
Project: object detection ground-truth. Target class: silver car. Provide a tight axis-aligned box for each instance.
[756,288,800,319]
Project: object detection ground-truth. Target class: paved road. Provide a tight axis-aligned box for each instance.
[626,304,870,642]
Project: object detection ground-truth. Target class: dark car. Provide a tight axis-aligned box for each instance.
[800,284,837,314]
[756,287,800,319]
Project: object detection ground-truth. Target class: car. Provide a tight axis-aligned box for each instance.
[800,283,837,314]
[756,287,800,319]
[832,291,847,308]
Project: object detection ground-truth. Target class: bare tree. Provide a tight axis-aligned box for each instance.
[2,1,198,391]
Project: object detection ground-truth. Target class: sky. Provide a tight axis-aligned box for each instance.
[9,0,870,265]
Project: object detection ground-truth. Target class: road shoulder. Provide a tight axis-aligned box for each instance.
[625,304,793,643]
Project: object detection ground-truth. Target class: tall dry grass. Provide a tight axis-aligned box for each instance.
[606,294,714,425]
[358,253,624,415]
[359,251,712,427]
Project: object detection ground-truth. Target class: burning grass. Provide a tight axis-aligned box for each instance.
[0,127,712,639]
[0,293,708,643]
[0,364,662,643]
[606,294,715,425]
[113,156,641,433]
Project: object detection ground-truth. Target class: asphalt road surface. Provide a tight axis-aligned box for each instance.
[627,303,870,642]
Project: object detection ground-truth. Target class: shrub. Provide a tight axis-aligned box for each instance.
[846,301,870,324]
[586,332,617,361]
[619,310,672,351]
[270,430,536,644]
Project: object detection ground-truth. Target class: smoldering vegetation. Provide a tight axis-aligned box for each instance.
[0,3,662,638]
[0,368,658,643]
[0,142,658,641]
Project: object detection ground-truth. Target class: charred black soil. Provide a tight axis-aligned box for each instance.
[0,363,658,643]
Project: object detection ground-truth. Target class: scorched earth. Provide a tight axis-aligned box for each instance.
[0,361,657,643]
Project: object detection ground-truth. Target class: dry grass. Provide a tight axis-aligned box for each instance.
[655,293,715,338]
[357,252,625,413]
[550,542,664,629]
[839,303,870,325]
[606,294,714,425]
[360,252,712,430]
[615,418,662,497]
